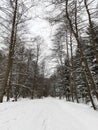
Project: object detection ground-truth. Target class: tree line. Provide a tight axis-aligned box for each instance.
[0,0,50,102]
[0,0,98,110]
[48,0,98,110]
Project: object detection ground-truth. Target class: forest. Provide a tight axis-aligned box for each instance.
[0,0,98,110]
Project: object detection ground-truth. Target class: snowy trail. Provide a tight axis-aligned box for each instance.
[0,98,98,130]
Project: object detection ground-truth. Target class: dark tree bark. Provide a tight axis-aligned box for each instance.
[83,71,96,110]
[65,0,98,100]
[70,32,79,103]
[0,0,18,103]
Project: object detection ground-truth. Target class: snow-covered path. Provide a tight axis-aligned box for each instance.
[0,98,98,130]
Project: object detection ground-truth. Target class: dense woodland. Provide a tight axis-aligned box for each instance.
[0,0,98,110]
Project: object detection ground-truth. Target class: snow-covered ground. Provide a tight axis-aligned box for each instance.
[0,98,98,130]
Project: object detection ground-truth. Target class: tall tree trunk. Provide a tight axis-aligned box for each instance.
[66,0,98,100]
[6,69,12,102]
[69,32,74,102]
[65,29,74,102]
[0,0,18,103]
[70,32,79,103]
[82,67,96,110]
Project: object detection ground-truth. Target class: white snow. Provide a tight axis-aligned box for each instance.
[0,98,98,130]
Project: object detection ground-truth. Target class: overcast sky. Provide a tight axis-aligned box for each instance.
[28,1,56,76]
